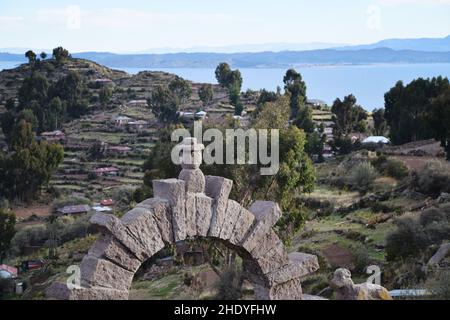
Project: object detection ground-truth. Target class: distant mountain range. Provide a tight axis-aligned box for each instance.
[1,35,450,68]
[337,35,450,52]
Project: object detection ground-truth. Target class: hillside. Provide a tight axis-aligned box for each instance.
[0,59,246,202]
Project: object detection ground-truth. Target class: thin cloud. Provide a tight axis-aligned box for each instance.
[377,0,450,6]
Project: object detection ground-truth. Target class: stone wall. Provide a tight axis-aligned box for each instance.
[47,138,319,300]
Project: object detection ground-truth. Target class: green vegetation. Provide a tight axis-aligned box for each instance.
[0,210,16,263]
[198,84,214,107]
[0,120,64,201]
[385,76,450,158]
[330,94,367,155]
[215,63,243,115]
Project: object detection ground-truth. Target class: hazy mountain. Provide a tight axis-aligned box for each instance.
[69,48,450,69]
[338,35,450,52]
[136,42,346,54]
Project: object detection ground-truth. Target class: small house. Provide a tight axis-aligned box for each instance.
[94,167,119,177]
[108,146,132,155]
[0,264,18,279]
[307,99,327,108]
[195,111,207,120]
[127,100,148,108]
[178,112,195,122]
[92,206,113,213]
[57,205,91,215]
[21,260,45,272]
[100,199,114,206]
[41,130,66,143]
[112,115,134,127]
[362,136,391,145]
[92,78,113,88]
[128,120,150,130]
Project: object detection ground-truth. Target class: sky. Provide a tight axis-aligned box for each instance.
[0,0,450,53]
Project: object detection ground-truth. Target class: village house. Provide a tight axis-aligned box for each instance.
[92,206,113,213]
[112,115,134,127]
[177,111,195,122]
[195,111,207,120]
[92,78,113,87]
[94,167,119,177]
[307,99,327,108]
[56,205,91,216]
[40,130,66,143]
[100,199,114,206]
[0,264,18,279]
[127,100,148,108]
[108,145,132,156]
[128,120,150,130]
[362,136,391,145]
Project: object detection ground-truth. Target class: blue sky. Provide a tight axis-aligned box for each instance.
[0,0,449,52]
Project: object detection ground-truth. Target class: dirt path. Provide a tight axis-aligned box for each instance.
[13,206,51,219]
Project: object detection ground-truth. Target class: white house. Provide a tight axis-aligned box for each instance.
[362,136,391,145]
[112,115,134,127]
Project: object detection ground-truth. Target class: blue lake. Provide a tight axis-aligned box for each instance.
[2,61,450,111]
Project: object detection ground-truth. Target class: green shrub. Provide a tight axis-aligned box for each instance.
[419,208,448,226]
[386,217,428,261]
[428,271,450,300]
[10,224,49,256]
[410,161,450,197]
[348,162,378,194]
[384,159,409,180]
[387,205,450,261]
[214,268,243,300]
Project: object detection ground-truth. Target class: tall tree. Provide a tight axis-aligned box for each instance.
[215,63,243,115]
[372,108,387,136]
[384,77,449,145]
[25,50,37,66]
[429,86,450,159]
[169,76,192,105]
[215,63,232,87]
[52,47,70,64]
[150,85,179,123]
[0,120,64,201]
[283,69,307,119]
[0,210,16,263]
[18,72,49,109]
[198,84,214,107]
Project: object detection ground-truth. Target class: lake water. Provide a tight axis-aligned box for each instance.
[2,61,450,111]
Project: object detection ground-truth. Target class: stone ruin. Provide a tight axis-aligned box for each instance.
[47,138,319,300]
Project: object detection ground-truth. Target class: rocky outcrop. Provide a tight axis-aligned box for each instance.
[47,138,319,300]
[330,268,393,300]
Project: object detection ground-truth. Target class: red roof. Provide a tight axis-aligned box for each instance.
[101,199,114,206]
[0,264,18,278]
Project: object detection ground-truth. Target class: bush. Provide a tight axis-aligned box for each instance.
[214,268,243,300]
[386,217,428,261]
[386,207,450,261]
[419,208,448,226]
[384,159,409,180]
[348,162,378,194]
[428,271,450,300]
[10,224,49,256]
[410,161,450,197]
[352,245,371,274]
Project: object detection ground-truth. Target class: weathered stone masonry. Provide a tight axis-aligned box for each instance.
[47,138,319,300]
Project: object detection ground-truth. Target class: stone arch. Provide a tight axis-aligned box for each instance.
[47,138,319,300]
